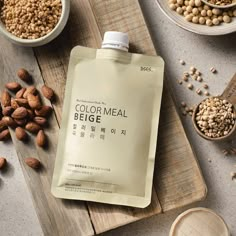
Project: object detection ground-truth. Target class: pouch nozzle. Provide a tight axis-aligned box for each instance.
[102,31,129,52]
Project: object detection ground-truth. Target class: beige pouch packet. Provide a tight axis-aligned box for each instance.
[52,32,164,208]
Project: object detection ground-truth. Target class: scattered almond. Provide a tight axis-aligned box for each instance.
[23,86,37,99]
[25,157,40,169]
[35,106,52,117]
[41,85,54,101]
[17,68,31,83]
[0,120,7,132]
[0,129,10,141]
[25,122,41,134]
[11,99,20,109]
[2,106,14,116]
[2,116,16,128]
[16,88,26,99]
[0,157,7,169]
[14,118,28,126]
[15,127,27,141]
[36,130,46,147]
[34,117,47,126]
[11,107,28,119]
[27,94,42,109]
[5,82,21,92]
[27,109,34,120]
[1,90,11,107]
[15,98,29,107]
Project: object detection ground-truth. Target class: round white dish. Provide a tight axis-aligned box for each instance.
[156,0,236,35]
[0,0,70,47]
[169,208,230,236]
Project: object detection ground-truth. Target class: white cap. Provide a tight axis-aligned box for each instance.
[102,31,129,52]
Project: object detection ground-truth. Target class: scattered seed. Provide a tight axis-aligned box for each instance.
[183,76,189,82]
[230,172,236,181]
[222,149,229,155]
[189,71,194,75]
[197,76,203,82]
[196,88,202,95]
[182,110,187,116]
[192,74,198,80]
[185,107,190,112]
[188,111,193,116]
[210,67,217,73]
[178,80,183,85]
[187,83,193,89]
[181,102,187,107]
[179,59,185,65]
[183,72,189,77]
[195,71,201,76]
[203,83,209,89]
[208,158,212,163]
[204,91,210,96]
[190,66,196,72]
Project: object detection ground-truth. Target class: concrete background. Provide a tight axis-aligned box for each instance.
[0,0,236,235]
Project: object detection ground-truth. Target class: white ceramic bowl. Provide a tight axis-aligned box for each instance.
[0,0,70,47]
[156,0,236,36]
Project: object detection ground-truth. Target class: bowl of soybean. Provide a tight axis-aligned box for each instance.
[156,0,236,35]
[0,0,70,47]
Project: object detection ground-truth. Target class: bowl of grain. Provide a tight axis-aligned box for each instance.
[192,96,236,141]
[156,0,236,35]
[0,0,70,47]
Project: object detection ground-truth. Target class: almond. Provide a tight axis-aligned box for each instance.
[11,99,20,110]
[15,127,27,141]
[2,116,16,128]
[17,68,31,83]
[25,157,40,169]
[1,90,11,107]
[35,106,52,117]
[2,106,14,116]
[16,88,26,99]
[36,130,46,147]
[34,117,47,126]
[12,107,28,119]
[27,109,35,120]
[23,86,37,99]
[25,122,41,134]
[0,129,10,141]
[27,94,42,109]
[5,82,21,92]
[41,85,54,101]
[14,118,28,126]
[0,157,7,169]
[0,120,7,132]
[15,98,29,108]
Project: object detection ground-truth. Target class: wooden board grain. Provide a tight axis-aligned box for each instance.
[0,0,207,235]
[0,44,94,236]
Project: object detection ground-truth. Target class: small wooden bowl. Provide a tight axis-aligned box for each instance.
[192,96,236,141]
[201,0,236,9]
[0,0,70,47]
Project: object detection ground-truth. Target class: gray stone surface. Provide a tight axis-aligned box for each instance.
[0,0,236,235]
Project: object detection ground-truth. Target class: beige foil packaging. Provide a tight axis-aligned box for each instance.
[52,42,164,208]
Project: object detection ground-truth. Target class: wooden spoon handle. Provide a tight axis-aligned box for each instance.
[220,73,236,105]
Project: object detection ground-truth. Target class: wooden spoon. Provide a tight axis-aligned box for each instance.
[192,73,236,141]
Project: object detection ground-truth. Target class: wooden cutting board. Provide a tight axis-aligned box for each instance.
[0,0,207,235]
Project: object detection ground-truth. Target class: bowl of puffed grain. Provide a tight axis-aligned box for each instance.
[0,0,70,47]
[156,0,236,35]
